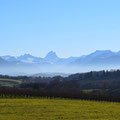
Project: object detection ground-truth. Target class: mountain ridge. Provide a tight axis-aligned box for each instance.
[1,50,120,74]
[2,50,120,65]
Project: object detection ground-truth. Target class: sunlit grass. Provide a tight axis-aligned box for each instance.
[0,98,119,120]
[0,78,21,87]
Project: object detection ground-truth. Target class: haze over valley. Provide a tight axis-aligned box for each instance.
[1,50,120,75]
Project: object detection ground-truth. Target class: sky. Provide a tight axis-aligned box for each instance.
[0,0,120,58]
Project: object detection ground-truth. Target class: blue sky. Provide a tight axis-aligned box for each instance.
[0,0,120,58]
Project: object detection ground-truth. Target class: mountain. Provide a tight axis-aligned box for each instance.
[1,52,77,65]
[71,50,120,67]
[0,57,15,71]
[0,57,10,65]
[116,51,120,56]
[17,54,51,65]
[32,72,70,77]
[88,50,114,58]
[2,50,120,74]
[44,51,60,64]
[17,54,42,63]
[1,55,17,62]
[2,50,120,66]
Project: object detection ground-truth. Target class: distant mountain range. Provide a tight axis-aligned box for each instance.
[1,50,120,65]
[32,72,70,77]
[1,50,120,74]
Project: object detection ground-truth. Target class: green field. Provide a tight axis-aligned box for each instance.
[0,78,21,87]
[0,98,120,120]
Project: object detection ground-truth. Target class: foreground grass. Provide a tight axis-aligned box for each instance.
[0,98,120,120]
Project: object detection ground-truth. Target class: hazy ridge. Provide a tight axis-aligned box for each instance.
[1,50,120,75]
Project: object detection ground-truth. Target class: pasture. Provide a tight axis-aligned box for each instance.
[0,78,21,87]
[0,98,119,120]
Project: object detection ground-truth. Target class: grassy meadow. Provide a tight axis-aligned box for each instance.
[0,78,21,87]
[0,98,119,120]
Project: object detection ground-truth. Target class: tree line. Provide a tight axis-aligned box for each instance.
[0,70,120,101]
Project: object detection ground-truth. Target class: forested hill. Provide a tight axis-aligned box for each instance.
[0,70,120,101]
[0,70,120,91]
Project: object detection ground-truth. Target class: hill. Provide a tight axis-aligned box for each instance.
[0,78,22,87]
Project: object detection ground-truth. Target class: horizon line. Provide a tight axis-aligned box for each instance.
[1,49,120,58]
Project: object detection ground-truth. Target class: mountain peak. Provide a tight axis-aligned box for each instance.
[45,51,57,58]
[45,51,59,63]
[23,54,33,57]
[17,54,35,62]
[89,50,114,58]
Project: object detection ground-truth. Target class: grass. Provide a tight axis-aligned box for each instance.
[0,98,119,120]
[0,78,21,87]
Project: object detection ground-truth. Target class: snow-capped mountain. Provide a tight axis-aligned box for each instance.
[70,50,120,66]
[1,50,120,73]
[17,54,43,63]
[88,50,114,58]
[1,55,17,62]
[0,57,11,66]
